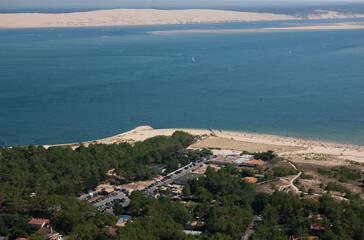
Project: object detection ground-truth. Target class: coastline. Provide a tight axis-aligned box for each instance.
[43,126,364,163]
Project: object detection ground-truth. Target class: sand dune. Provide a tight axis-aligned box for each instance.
[0,9,296,29]
[1,9,364,29]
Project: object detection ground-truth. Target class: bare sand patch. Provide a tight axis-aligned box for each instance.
[190,136,305,153]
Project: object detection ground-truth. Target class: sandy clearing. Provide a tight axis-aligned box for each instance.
[190,136,305,153]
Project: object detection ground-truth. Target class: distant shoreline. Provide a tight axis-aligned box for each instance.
[1,8,364,29]
[43,126,364,163]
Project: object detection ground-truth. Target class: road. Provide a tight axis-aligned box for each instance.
[243,215,262,240]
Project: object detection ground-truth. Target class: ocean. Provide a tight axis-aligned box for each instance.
[1,20,364,146]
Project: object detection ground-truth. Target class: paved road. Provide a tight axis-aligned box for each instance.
[243,215,262,240]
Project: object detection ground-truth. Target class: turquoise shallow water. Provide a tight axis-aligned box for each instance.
[1,21,364,146]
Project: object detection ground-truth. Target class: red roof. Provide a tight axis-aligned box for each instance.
[243,177,258,183]
[108,227,117,236]
[243,159,265,165]
[49,234,62,240]
[15,238,28,240]
[28,218,50,225]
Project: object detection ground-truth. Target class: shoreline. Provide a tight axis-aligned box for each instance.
[43,126,364,163]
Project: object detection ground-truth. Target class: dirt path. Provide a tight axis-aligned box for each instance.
[279,161,302,193]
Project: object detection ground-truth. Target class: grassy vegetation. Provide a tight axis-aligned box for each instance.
[272,167,299,177]
[317,166,363,182]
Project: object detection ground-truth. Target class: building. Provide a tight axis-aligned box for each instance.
[310,224,327,233]
[102,188,114,195]
[173,173,204,185]
[234,154,255,164]
[28,218,50,228]
[37,227,63,240]
[108,227,117,236]
[239,159,265,167]
[243,177,258,183]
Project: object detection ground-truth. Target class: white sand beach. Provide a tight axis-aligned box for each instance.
[45,126,364,164]
[1,8,364,29]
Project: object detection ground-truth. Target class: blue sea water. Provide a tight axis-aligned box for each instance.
[1,20,364,146]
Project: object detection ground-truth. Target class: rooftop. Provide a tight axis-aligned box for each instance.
[243,177,258,183]
[310,224,327,231]
[241,159,265,166]
[28,218,50,225]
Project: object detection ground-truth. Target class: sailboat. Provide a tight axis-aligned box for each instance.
[192,56,196,62]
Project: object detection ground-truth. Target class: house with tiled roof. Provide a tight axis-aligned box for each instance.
[243,177,258,183]
[310,224,327,233]
[28,218,50,228]
[37,227,63,240]
[240,159,265,167]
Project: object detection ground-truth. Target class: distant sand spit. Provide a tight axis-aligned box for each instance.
[0,9,296,29]
[44,126,364,163]
[149,22,364,34]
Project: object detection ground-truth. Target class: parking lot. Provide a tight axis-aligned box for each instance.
[144,160,206,194]
[78,188,130,213]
